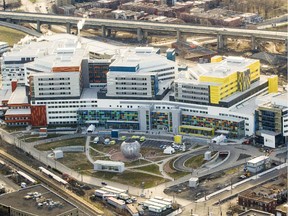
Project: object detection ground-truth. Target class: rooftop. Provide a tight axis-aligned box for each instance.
[0,184,78,216]
[5,108,31,115]
[8,86,28,105]
[238,209,274,216]
[259,91,288,109]
[276,203,288,213]
[239,190,276,204]
[109,47,175,74]
[247,155,269,164]
[94,160,124,166]
[176,56,258,84]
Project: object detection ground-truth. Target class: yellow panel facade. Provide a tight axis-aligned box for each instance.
[200,76,225,84]
[210,85,220,104]
[268,76,278,93]
[211,55,223,63]
[247,60,260,82]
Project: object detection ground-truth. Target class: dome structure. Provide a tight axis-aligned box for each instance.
[120,140,141,159]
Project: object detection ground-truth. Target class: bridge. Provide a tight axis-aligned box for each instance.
[0,11,287,50]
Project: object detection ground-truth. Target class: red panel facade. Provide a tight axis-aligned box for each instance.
[31,105,47,126]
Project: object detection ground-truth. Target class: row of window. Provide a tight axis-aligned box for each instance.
[48,105,97,108]
[116,87,147,90]
[3,68,24,72]
[182,95,208,100]
[48,111,76,114]
[38,77,70,81]
[115,82,148,85]
[39,92,71,95]
[36,100,97,105]
[151,67,175,72]
[180,85,208,90]
[39,87,71,90]
[38,82,70,86]
[115,92,148,95]
[115,77,147,81]
[49,116,76,119]
[5,117,30,120]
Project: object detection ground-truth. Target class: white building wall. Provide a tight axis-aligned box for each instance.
[32,72,81,99]
[1,55,31,89]
[283,107,288,137]
[107,73,153,98]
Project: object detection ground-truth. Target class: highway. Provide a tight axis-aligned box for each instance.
[0,11,287,41]
[0,149,104,216]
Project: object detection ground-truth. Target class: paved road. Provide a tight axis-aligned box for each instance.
[173,148,208,172]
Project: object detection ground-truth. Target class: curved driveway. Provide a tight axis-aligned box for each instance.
[173,149,208,172]
[173,144,259,174]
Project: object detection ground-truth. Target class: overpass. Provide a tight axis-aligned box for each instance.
[0,11,287,49]
[0,21,42,37]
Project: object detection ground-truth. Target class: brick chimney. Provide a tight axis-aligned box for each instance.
[11,79,18,93]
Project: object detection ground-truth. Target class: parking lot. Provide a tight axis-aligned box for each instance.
[141,139,173,149]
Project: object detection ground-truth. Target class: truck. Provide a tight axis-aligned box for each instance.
[118,193,130,201]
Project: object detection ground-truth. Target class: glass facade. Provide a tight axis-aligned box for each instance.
[179,126,214,137]
[150,111,172,132]
[181,114,244,138]
[88,63,109,83]
[77,109,139,129]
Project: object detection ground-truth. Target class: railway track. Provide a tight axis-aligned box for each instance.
[0,149,103,216]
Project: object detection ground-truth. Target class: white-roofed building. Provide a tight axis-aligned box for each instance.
[4,83,31,126]
[93,160,125,173]
[105,47,176,100]
[246,155,270,173]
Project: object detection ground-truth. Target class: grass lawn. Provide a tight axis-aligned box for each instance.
[184,155,205,169]
[91,143,120,154]
[22,134,63,143]
[35,137,86,151]
[185,151,217,169]
[0,26,26,46]
[125,159,149,167]
[84,170,167,188]
[166,158,190,179]
[134,164,161,175]
[58,153,92,171]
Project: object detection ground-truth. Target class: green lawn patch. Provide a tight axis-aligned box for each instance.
[58,153,92,171]
[134,164,161,175]
[166,158,190,180]
[184,155,205,169]
[22,134,63,143]
[185,151,217,169]
[125,159,149,167]
[0,26,26,46]
[35,137,86,151]
[84,170,167,188]
[91,143,120,154]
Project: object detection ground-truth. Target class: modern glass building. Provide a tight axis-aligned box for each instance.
[77,109,139,129]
